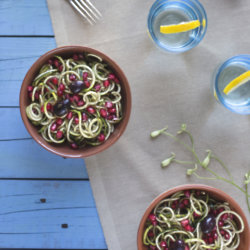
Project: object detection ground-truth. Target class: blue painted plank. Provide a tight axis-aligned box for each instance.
[0,0,54,36]
[0,108,30,140]
[0,180,107,249]
[0,139,87,179]
[0,37,56,60]
[0,37,55,106]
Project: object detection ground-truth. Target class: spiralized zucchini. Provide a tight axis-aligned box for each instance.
[143,190,244,250]
[26,53,123,149]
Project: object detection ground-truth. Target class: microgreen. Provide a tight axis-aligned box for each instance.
[151,124,250,212]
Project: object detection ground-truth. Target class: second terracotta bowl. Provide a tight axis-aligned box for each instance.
[137,184,250,250]
[20,46,131,158]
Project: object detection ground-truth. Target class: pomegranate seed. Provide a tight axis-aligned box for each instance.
[221,214,228,221]
[27,85,33,92]
[208,237,214,244]
[56,118,63,126]
[152,220,157,226]
[213,232,218,240]
[179,203,185,209]
[181,219,189,227]
[108,107,116,114]
[73,54,79,60]
[185,225,194,232]
[107,114,115,120]
[56,130,63,139]
[218,208,225,214]
[224,233,230,240]
[35,92,39,100]
[103,80,110,88]
[77,100,85,106]
[70,143,78,149]
[54,59,59,68]
[95,84,101,92]
[98,133,105,142]
[171,201,178,209]
[183,199,189,206]
[29,92,33,99]
[114,77,119,83]
[108,74,115,80]
[72,94,80,102]
[47,103,52,111]
[41,106,44,113]
[105,101,113,108]
[87,106,95,114]
[212,209,218,216]
[148,230,154,238]
[82,112,88,122]
[148,214,156,223]
[220,229,225,236]
[48,59,53,65]
[83,72,88,79]
[74,117,79,124]
[51,77,58,85]
[100,109,108,118]
[84,80,91,88]
[193,212,200,218]
[229,214,234,220]
[59,83,65,91]
[185,246,190,250]
[57,89,63,97]
[69,74,76,81]
[50,122,57,131]
[58,65,63,72]
[218,220,224,227]
[204,238,209,244]
[67,111,73,120]
[184,190,190,198]
[160,241,167,248]
[195,190,201,196]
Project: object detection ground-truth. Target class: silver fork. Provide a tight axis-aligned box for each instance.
[69,0,102,25]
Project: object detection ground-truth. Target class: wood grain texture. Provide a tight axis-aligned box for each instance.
[0,180,107,249]
[0,139,88,179]
[0,0,54,36]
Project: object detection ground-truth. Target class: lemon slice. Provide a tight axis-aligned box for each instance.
[223,71,250,95]
[160,20,201,34]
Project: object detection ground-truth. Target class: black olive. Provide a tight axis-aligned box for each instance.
[62,98,71,108]
[200,214,216,234]
[169,239,185,250]
[69,80,85,94]
[53,101,68,117]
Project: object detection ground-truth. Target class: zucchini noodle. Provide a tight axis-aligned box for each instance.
[26,53,123,149]
[143,190,244,250]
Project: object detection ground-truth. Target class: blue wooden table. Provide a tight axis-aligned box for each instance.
[0,1,107,249]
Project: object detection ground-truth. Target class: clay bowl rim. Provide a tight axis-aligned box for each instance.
[137,184,250,250]
[19,46,131,158]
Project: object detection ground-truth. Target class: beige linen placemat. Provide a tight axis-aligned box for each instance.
[47,0,250,249]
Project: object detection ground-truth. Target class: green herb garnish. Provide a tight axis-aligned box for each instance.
[151,124,250,213]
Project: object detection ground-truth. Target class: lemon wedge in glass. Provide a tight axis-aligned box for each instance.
[160,20,201,34]
[223,71,250,95]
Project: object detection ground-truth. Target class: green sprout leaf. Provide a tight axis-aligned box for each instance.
[161,153,175,168]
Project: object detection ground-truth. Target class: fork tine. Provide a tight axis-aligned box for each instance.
[73,0,97,24]
[83,0,102,18]
[69,0,94,25]
[79,0,102,20]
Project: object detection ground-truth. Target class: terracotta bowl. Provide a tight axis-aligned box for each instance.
[20,46,131,158]
[137,184,250,250]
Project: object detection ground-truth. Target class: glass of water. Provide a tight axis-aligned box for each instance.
[147,0,207,53]
[213,55,250,114]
